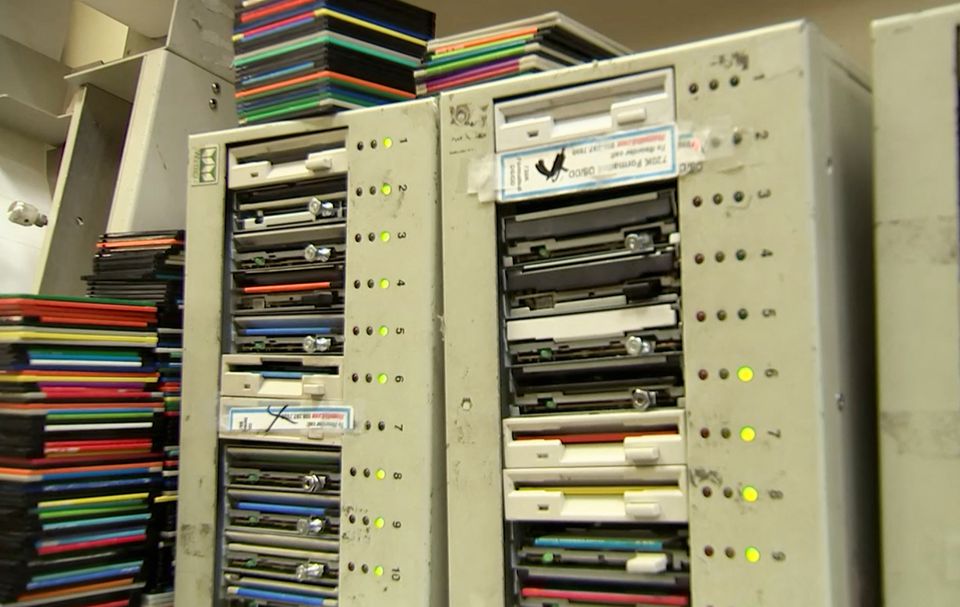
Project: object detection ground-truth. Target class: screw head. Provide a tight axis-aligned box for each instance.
[695,311,707,322]
[625,335,653,356]
[631,388,654,410]
[694,253,705,264]
[211,82,221,94]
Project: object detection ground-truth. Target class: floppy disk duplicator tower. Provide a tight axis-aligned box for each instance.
[175,100,446,606]
[441,21,877,607]
[873,6,960,606]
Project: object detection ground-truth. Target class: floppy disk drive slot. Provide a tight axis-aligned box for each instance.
[233,224,346,251]
[507,305,677,343]
[503,189,674,243]
[229,130,348,189]
[495,69,675,152]
[511,327,681,364]
[503,465,688,523]
[510,279,678,318]
[505,250,676,294]
[221,354,342,400]
[503,410,685,468]
[506,220,676,266]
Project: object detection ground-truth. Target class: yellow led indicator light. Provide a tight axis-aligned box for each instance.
[378,325,389,337]
[740,426,757,442]
[737,366,755,382]
[742,486,759,502]
[377,373,388,384]
[381,183,392,196]
[375,469,386,480]
[745,547,761,563]
[374,517,385,529]
[383,137,393,149]
[380,231,391,242]
[379,278,390,289]
[374,565,384,577]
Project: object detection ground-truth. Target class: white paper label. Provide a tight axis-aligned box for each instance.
[226,403,352,434]
[497,124,677,202]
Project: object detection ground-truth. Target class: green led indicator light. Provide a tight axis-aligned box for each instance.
[745,546,761,563]
[375,469,386,480]
[737,366,755,382]
[740,426,757,442]
[380,231,391,242]
[377,373,388,384]
[374,517,385,529]
[381,183,392,196]
[742,486,759,502]
[383,137,393,149]
[374,565,384,577]
[378,325,389,337]
[379,278,390,289]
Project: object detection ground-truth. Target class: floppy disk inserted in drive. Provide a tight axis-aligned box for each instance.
[221,355,342,400]
[503,409,685,468]
[503,465,688,523]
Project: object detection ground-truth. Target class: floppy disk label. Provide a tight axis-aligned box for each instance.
[226,403,352,433]
[497,125,677,202]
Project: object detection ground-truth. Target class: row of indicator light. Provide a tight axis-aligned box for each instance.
[701,485,760,503]
[699,425,758,442]
[346,513,388,529]
[354,231,395,243]
[354,183,395,197]
[346,562,386,576]
[352,326,391,336]
[350,373,392,383]
[697,366,755,381]
[348,467,388,479]
[352,278,393,289]
[703,546,763,563]
[357,137,394,151]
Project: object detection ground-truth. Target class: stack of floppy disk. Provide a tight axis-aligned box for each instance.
[415,12,629,96]
[232,0,437,125]
[0,295,161,607]
[84,231,186,605]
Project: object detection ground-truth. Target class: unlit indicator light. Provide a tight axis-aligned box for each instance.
[375,469,386,480]
[740,426,757,442]
[742,486,759,502]
[737,366,754,382]
[745,547,761,563]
